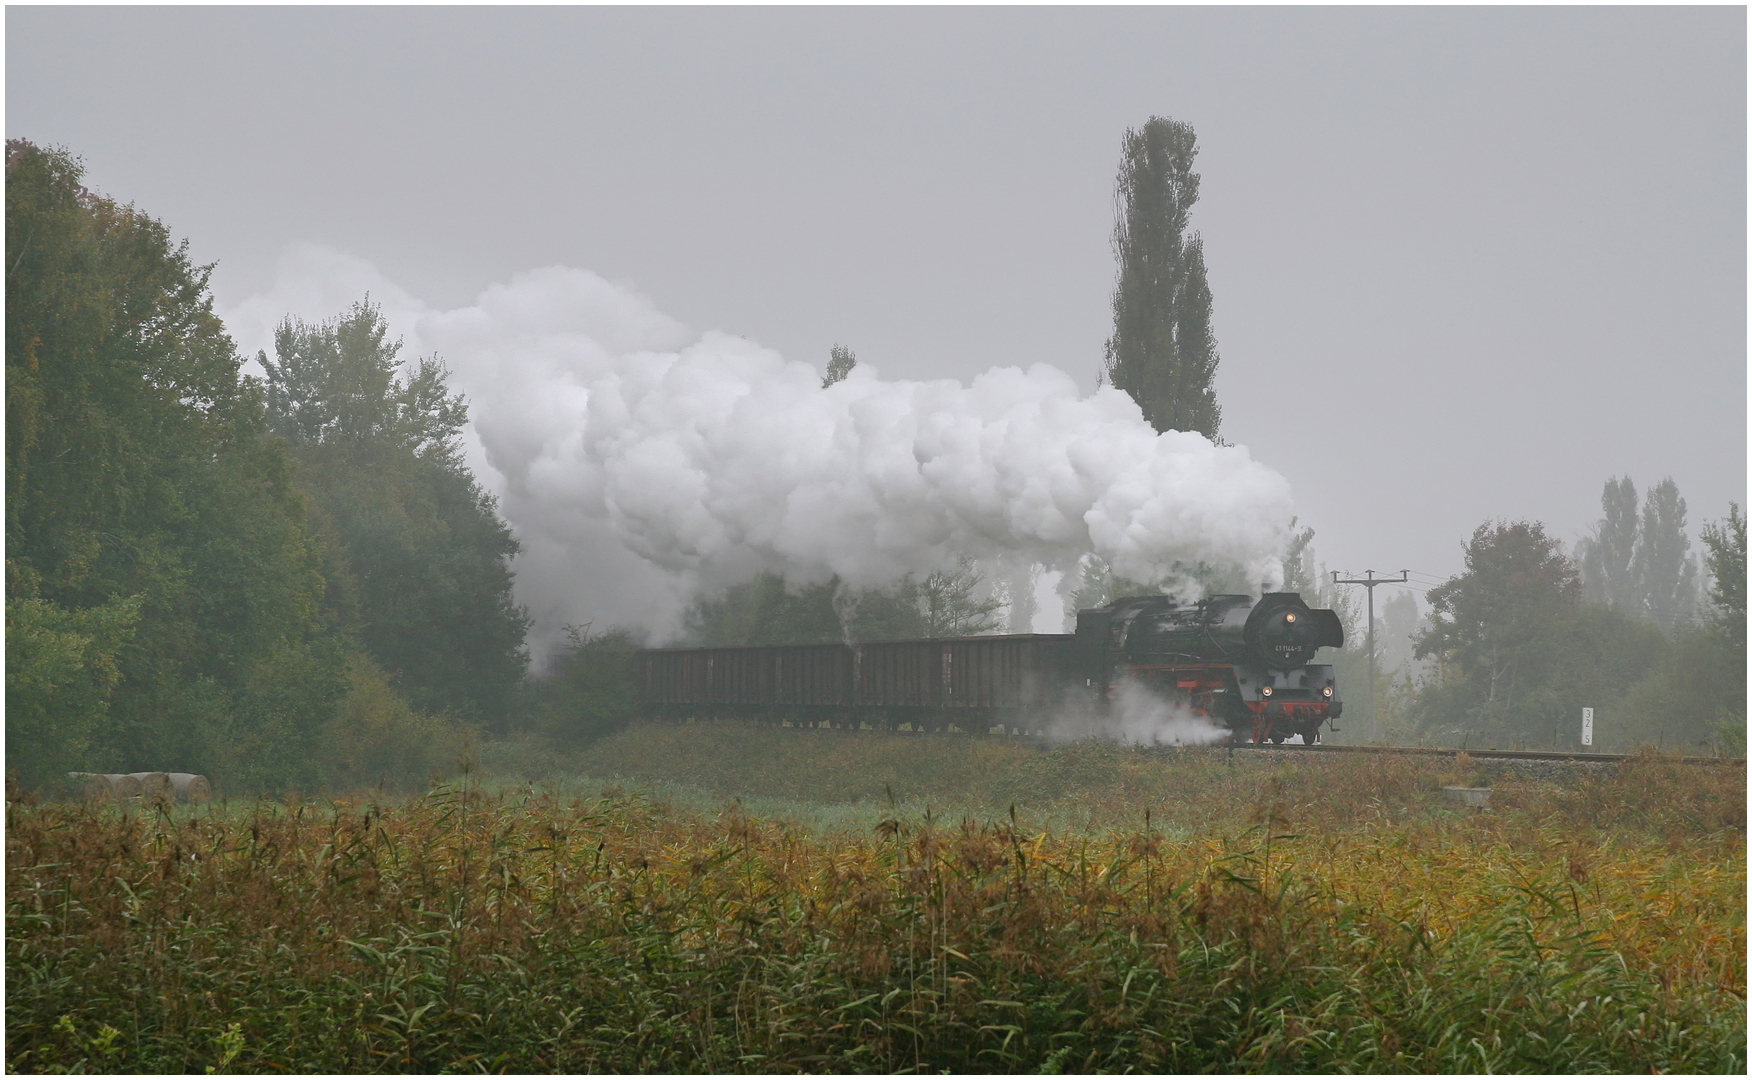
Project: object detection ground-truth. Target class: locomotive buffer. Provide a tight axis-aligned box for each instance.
[1330,570,1410,741]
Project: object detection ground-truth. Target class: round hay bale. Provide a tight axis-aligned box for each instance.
[127,772,175,807]
[167,773,212,803]
[108,773,144,801]
[67,772,116,801]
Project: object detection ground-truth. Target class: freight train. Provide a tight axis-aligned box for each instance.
[639,591,1346,744]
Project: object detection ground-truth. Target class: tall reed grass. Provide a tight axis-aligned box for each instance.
[7,747,1744,1072]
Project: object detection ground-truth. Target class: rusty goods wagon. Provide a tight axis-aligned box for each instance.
[639,634,1086,733]
[638,590,1349,744]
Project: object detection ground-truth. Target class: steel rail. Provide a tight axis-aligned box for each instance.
[672,716,1743,765]
[1224,742,1742,766]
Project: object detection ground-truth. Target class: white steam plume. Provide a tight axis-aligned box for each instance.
[1046,680,1231,747]
[223,247,1295,651]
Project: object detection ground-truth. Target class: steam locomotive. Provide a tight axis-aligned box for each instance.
[1078,592,1345,744]
[638,591,1345,744]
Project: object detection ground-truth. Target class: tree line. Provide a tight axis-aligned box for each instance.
[6,142,527,792]
[1400,486,1743,752]
[11,124,1739,782]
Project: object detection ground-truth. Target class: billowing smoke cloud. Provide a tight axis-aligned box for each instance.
[223,246,1295,651]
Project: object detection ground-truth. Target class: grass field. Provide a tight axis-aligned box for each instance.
[8,723,1745,1073]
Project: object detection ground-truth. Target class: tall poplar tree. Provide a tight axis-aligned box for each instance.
[1577,474,1700,628]
[1634,477,1699,629]
[1102,117,1221,440]
[1578,476,1640,610]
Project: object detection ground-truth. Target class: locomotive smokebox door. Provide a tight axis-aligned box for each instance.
[1243,593,1344,669]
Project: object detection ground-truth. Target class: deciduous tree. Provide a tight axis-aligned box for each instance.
[1413,520,1663,748]
[263,302,530,728]
[6,140,345,788]
[1700,502,1745,650]
[822,344,856,388]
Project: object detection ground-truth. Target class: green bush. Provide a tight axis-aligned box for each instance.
[316,654,475,793]
[524,625,641,747]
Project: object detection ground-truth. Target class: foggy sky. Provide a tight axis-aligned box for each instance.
[8,6,1745,611]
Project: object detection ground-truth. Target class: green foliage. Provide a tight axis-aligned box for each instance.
[5,141,346,790]
[1633,478,1700,629]
[687,572,848,645]
[913,557,1005,638]
[1701,502,1745,650]
[263,301,529,729]
[1613,625,1741,753]
[1417,521,1582,668]
[1576,475,1701,629]
[317,654,476,794]
[1103,116,1221,440]
[1412,521,1667,748]
[1692,502,1745,749]
[1577,475,1640,610]
[1065,554,1257,618]
[1414,507,1744,753]
[6,143,248,580]
[526,625,642,747]
[107,427,352,793]
[686,561,1004,647]
[4,592,141,785]
[821,343,856,387]
[261,300,468,454]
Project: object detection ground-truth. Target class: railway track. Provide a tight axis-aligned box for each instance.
[1224,742,1742,766]
[683,717,1742,766]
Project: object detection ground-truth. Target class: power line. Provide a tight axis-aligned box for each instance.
[1330,569,1409,742]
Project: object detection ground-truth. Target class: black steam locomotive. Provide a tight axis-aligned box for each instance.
[1077,592,1345,744]
[639,591,1345,744]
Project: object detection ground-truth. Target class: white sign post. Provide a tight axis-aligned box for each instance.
[1582,707,1594,747]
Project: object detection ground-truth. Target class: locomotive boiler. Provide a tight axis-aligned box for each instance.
[638,591,1346,744]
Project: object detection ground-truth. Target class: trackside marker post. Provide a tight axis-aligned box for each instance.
[1582,707,1594,747]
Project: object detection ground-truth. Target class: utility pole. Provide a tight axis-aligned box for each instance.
[1330,570,1409,742]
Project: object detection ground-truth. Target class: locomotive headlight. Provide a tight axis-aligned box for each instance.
[1261,686,1273,697]
[1285,612,1297,623]
[1322,686,1334,698]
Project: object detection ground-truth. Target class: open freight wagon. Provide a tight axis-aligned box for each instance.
[638,591,1347,743]
[638,634,1089,734]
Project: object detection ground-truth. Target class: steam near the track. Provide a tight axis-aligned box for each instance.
[1046,680,1231,746]
[226,247,1296,649]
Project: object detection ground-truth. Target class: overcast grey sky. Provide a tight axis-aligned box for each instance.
[8,6,1745,608]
